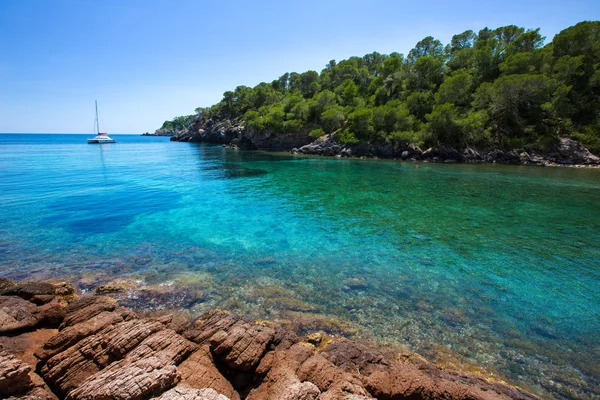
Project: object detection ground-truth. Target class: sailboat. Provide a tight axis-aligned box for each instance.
[87,101,116,144]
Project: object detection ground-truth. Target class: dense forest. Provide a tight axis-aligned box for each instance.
[164,21,600,153]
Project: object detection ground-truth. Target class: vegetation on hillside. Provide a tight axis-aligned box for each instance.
[159,115,196,132]
[168,21,600,153]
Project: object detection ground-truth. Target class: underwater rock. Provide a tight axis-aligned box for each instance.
[343,277,368,290]
[0,278,15,291]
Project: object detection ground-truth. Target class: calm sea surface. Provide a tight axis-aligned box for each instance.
[1,133,599,398]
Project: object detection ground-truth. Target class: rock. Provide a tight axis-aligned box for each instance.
[247,344,317,400]
[157,386,231,400]
[30,295,56,305]
[118,328,197,365]
[546,137,600,165]
[0,296,39,334]
[0,296,64,334]
[344,277,368,290]
[280,381,321,400]
[297,354,357,392]
[184,310,276,371]
[5,386,58,400]
[319,341,389,377]
[35,300,67,328]
[41,318,167,395]
[59,296,121,329]
[0,282,55,300]
[178,345,240,400]
[364,364,474,400]
[0,278,15,291]
[35,311,126,361]
[305,331,325,345]
[0,350,33,396]
[65,356,179,400]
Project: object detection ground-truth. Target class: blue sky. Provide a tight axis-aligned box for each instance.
[1,0,598,134]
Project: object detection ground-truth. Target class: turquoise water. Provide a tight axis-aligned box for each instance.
[1,134,599,398]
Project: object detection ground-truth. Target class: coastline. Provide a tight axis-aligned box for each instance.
[169,120,600,169]
[0,278,538,400]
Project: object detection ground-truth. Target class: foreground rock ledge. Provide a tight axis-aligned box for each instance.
[0,279,538,400]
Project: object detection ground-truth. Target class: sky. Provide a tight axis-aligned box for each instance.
[1,0,599,134]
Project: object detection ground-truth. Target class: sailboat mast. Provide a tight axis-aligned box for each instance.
[95,100,100,135]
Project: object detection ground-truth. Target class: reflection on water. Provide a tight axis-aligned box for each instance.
[1,134,600,399]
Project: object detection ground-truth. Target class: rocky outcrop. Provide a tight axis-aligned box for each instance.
[0,351,57,399]
[0,279,540,400]
[170,118,314,151]
[171,119,243,144]
[290,135,600,167]
[0,293,66,335]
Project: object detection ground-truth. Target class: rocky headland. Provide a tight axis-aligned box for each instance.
[169,119,600,168]
[0,278,538,400]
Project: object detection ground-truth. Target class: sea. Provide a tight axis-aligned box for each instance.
[0,133,599,399]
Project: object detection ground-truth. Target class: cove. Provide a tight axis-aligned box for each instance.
[0,134,599,399]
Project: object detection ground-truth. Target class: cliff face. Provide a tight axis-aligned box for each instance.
[0,278,538,400]
[170,118,314,151]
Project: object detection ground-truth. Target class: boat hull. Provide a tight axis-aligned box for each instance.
[87,138,116,144]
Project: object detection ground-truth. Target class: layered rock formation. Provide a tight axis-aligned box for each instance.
[0,278,539,399]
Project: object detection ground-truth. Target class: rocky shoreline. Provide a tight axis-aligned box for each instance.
[0,278,538,400]
[170,118,600,167]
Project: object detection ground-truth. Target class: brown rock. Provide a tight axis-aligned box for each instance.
[0,278,15,291]
[247,344,316,400]
[364,364,480,400]
[319,380,374,400]
[0,282,55,300]
[59,296,120,329]
[319,341,389,377]
[247,361,316,400]
[0,296,39,334]
[0,328,58,366]
[5,386,58,400]
[184,310,238,344]
[65,356,180,400]
[118,328,197,365]
[30,295,56,305]
[157,386,231,400]
[41,318,166,395]
[0,351,33,396]
[184,310,276,371]
[178,345,240,400]
[297,354,361,393]
[35,300,66,328]
[35,311,125,361]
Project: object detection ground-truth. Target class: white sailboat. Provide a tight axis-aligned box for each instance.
[87,101,116,144]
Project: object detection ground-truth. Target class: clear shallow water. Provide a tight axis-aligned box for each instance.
[1,134,599,398]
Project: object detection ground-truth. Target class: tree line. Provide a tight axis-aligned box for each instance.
[168,21,600,153]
